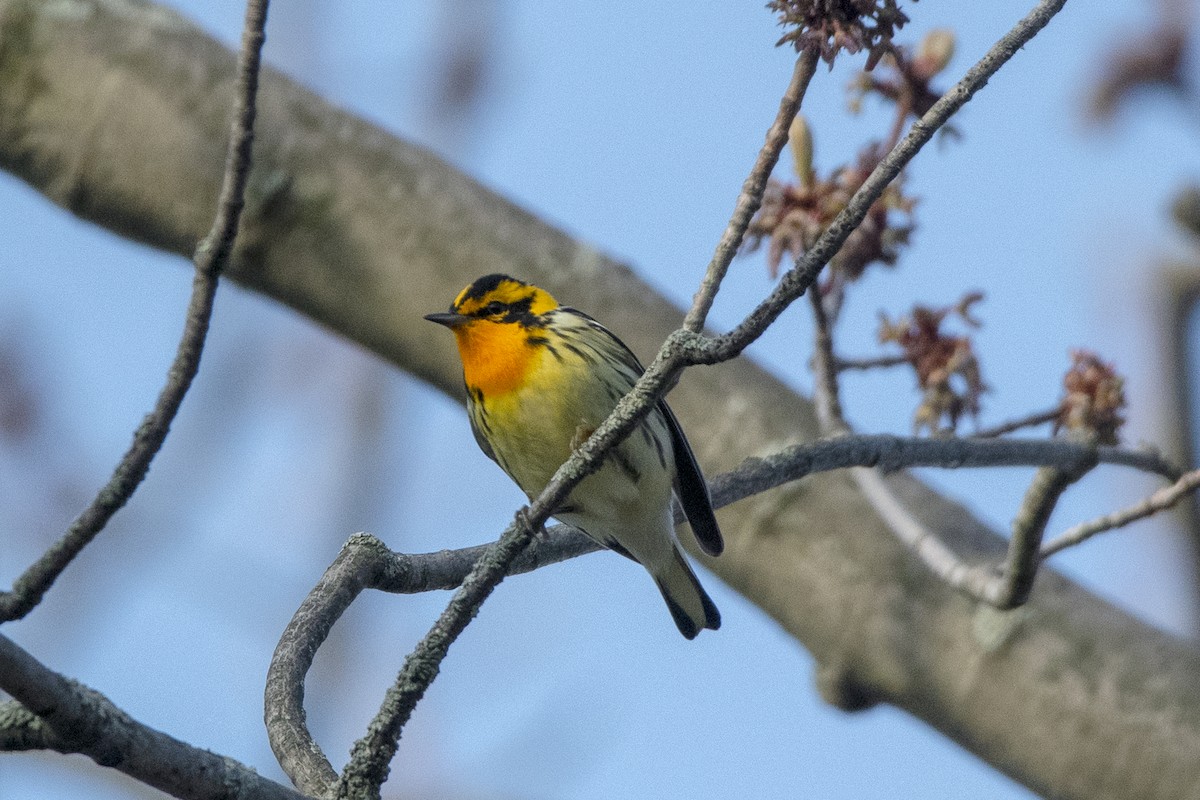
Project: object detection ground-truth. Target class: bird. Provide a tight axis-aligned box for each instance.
[425,273,723,639]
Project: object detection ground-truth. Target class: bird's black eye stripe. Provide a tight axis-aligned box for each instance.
[483,301,506,316]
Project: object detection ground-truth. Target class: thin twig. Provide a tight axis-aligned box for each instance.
[683,49,820,333]
[854,443,1097,608]
[808,290,847,434]
[834,354,910,371]
[973,408,1060,438]
[685,0,1071,367]
[988,448,1097,608]
[851,467,1002,599]
[1041,467,1200,558]
[0,635,307,800]
[0,0,269,623]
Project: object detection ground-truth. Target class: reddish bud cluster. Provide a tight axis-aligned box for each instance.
[769,0,914,68]
[878,293,986,434]
[1054,350,1126,444]
[849,30,955,144]
[745,142,915,281]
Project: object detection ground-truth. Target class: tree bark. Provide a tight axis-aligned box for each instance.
[2,1,1200,798]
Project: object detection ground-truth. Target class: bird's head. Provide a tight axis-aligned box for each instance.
[425,274,561,395]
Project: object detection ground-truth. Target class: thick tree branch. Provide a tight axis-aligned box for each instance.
[6,1,1200,799]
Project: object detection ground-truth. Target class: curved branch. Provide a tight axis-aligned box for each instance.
[991,448,1098,608]
[268,431,1173,794]
[0,0,268,622]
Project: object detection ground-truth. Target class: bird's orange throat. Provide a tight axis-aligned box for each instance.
[452,321,540,397]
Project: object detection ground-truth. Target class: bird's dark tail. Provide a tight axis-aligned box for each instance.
[654,548,721,639]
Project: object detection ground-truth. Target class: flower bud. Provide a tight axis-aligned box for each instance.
[790,114,815,188]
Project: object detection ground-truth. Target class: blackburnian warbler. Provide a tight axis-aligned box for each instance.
[426,274,723,639]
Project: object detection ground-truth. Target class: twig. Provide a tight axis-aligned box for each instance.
[336,517,541,800]
[808,290,847,434]
[834,354,910,371]
[973,408,1060,438]
[988,448,1097,608]
[685,0,1071,367]
[1041,467,1200,558]
[0,635,307,800]
[851,467,1002,599]
[0,0,269,623]
[854,443,1097,607]
[683,49,820,333]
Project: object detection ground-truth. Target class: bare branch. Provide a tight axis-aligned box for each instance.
[972,408,1060,438]
[268,429,1170,790]
[851,443,1098,608]
[0,0,269,622]
[1041,467,1200,558]
[834,353,910,371]
[808,289,847,433]
[0,635,309,800]
[988,447,1098,608]
[335,517,542,800]
[683,50,820,333]
[851,466,1003,599]
[265,537,380,795]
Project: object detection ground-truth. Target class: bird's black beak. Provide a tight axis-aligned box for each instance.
[424,312,468,328]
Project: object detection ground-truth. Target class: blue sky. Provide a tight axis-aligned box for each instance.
[3,1,1198,798]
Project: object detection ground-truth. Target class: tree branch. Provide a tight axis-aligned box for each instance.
[689,0,1071,366]
[683,49,820,332]
[0,635,309,800]
[990,447,1097,608]
[0,0,268,622]
[1042,466,1200,558]
[268,431,1175,794]
[333,47,824,800]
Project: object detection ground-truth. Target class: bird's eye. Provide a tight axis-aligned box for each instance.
[483,301,506,316]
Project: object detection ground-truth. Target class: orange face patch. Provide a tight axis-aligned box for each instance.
[451,319,544,397]
[443,276,562,397]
